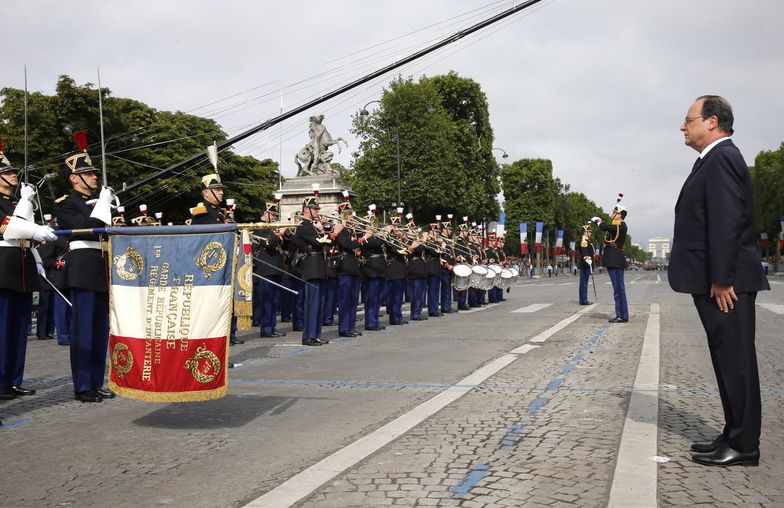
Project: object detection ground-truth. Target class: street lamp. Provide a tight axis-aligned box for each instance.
[492,147,509,159]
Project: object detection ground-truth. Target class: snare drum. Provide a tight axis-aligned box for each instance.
[452,263,473,291]
[469,265,488,288]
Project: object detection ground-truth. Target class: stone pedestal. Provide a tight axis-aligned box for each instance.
[277,174,356,222]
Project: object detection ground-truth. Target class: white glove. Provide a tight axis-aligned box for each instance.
[590,216,602,224]
[12,184,37,221]
[89,186,113,225]
[586,258,593,265]
[20,183,37,201]
[33,225,58,243]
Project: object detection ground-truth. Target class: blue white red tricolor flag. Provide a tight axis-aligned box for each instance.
[534,222,544,254]
[555,229,564,255]
[519,222,528,255]
[108,227,237,402]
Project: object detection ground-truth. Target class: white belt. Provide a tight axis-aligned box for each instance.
[0,239,30,248]
[70,240,101,250]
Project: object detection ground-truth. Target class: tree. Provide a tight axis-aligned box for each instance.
[750,142,784,269]
[0,75,278,224]
[350,73,497,223]
[501,159,557,269]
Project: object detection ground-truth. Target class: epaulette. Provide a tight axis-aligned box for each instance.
[191,203,207,216]
[54,194,68,204]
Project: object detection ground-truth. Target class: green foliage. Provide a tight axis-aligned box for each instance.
[750,142,784,259]
[0,75,278,223]
[350,72,497,223]
[500,158,557,253]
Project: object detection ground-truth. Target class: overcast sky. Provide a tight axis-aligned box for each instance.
[3,0,783,245]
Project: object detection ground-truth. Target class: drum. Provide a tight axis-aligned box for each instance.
[488,264,503,288]
[469,265,488,288]
[500,268,514,289]
[483,270,496,290]
[452,263,473,291]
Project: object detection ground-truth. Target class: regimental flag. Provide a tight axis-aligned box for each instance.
[555,229,564,256]
[534,222,544,254]
[519,222,528,255]
[108,228,237,402]
[234,230,253,303]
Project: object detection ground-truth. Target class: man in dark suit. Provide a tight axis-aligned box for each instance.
[669,95,769,466]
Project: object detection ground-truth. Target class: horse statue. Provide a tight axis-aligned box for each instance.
[295,115,348,176]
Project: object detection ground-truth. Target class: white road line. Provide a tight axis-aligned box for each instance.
[769,280,781,285]
[656,273,661,284]
[511,303,553,314]
[603,281,612,285]
[558,282,572,286]
[629,275,645,284]
[528,304,596,343]
[608,303,660,508]
[757,302,784,315]
[460,303,499,314]
[245,305,600,507]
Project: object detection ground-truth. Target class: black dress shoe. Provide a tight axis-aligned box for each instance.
[389,321,406,325]
[313,338,330,345]
[692,444,759,467]
[96,388,116,399]
[261,331,286,338]
[11,386,36,396]
[429,313,442,318]
[0,389,16,400]
[292,327,304,332]
[302,338,322,346]
[691,435,725,453]
[323,322,336,326]
[339,332,356,337]
[280,319,291,323]
[230,338,245,345]
[37,335,53,340]
[411,316,427,321]
[350,330,363,336]
[580,302,593,305]
[75,390,102,403]
[442,309,457,314]
[365,326,386,331]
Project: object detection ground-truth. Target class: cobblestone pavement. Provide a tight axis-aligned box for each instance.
[1,272,782,507]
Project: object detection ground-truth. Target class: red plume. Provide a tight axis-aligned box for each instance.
[0,141,5,153]
[72,130,88,151]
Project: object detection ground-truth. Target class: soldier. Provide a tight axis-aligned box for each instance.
[333,201,373,336]
[576,225,595,305]
[291,195,331,345]
[592,204,629,322]
[454,220,472,311]
[322,220,339,328]
[254,202,286,338]
[53,131,116,402]
[406,215,428,321]
[385,215,408,325]
[439,219,457,314]
[360,215,389,331]
[1,144,57,400]
[190,172,244,344]
[425,220,442,318]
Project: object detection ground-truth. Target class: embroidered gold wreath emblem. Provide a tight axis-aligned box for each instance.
[184,345,221,384]
[237,262,253,297]
[111,342,133,378]
[113,245,144,281]
[195,241,227,278]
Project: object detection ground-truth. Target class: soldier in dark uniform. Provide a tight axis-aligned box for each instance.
[575,225,595,305]
[360,218,389,331]
[322,221,339,328]
[485,232,501,303]
[291,195,331,345]
[334,202,373,336]
[53,132,116,402]
[1,145,57,400]
[407,216,428,321]
[592,204,628,322]
[190,173,226,225]
[254,202,286,338]
[385,216,408,325]
[425,221,443,318]
[454,221,472,311]
[439,220,457,314]
[190,172,244,344]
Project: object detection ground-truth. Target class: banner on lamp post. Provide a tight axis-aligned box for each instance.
[534,222,544,254]
[519,222,528,255]
[555,229,564,256]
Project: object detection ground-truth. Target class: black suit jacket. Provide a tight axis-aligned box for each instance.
[668,139,769,295]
